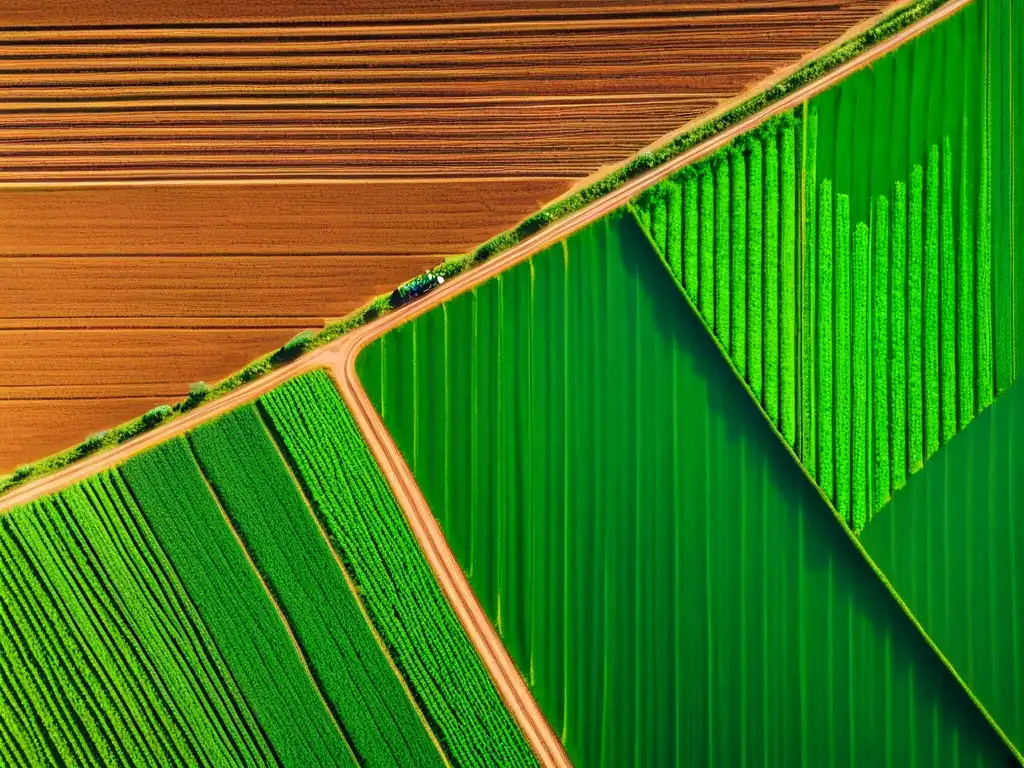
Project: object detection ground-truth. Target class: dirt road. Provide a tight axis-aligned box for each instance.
[0,4,969,763]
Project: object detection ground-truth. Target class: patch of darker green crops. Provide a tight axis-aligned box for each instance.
[859,4,1024,756]
[779,118,798,446]
[851,223,869,532]
[834,196,852,523]
[817,180,834,501]
[873,197,890,515]
[861,369,1024,755]
[631,0,1018,533]
[891,182,907,490]
[356,212,1016,767]
[763,125,780,425]
[683,172,699,295]
[714,155,731,351]
[801,106,819,478]
[747,141,764,402]
[666,182,683,283]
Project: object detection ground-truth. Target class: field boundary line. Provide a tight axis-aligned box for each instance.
[252,408,454,768]
[325,361,572,768]
[184,440,361,766]
[626,203,1024,765]
[0,0,967,508]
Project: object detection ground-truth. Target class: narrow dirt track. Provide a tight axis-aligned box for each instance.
[0,5,970,764]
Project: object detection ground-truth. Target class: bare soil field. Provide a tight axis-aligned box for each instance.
[2,2,897,182]
[0,0,902,471]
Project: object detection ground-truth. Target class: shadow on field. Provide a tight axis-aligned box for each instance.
[617,210,1017,763]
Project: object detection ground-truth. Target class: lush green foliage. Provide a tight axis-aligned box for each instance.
[0,472,274,767]
[357,211,1015,766]
[0,388,519,765]
[270,331,316,365]
[258,370,537,768]
[189,407,444,768]
[859,3,1024,755]
[122,439,357,767]
[632,0,1019,532]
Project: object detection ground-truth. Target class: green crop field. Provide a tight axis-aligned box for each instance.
[0,369,532,767]
[0,3,1018,765]
[0,472,276,767]
[630,0,1023,755]
[259,371,537,768]
[860,372,1024,753]
[356,211,1016,766]
[188,406,445,768]
[634,0,1020,533]
[121,438,359,767]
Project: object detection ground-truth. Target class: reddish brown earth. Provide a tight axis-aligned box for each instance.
[0,0,904,471]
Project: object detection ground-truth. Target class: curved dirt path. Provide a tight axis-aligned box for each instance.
[0,4,972,764]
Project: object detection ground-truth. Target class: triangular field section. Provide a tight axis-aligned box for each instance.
[632,0,1020,534]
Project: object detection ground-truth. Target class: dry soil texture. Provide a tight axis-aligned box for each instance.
[0,0,901,471]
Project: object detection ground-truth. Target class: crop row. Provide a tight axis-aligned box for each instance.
[637,127,1006,531]
[633,0,1016,531]
[0,471,274,767]
[355,210,1017,766]
[258,369,538,768]
[121,439,356,767]
[188,406,444,768]
[0,373,530,766]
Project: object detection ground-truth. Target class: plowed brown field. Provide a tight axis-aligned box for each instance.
[1,0,904,471]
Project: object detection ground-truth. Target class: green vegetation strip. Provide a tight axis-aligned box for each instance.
[632,0,1019,532]
[0,0,959,498]
[258,369,538,768]
[0,472,274,767]
[122,439,357,768]
[356,211,1017,766]
[188,407,445,768]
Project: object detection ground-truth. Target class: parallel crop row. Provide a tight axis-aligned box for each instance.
[258,369,538,768]
[356,211,1016,766]
[0,472,274,767]
[0,390,520,767]
[634,0,1017,531]
[188,407,444,768]
[121,439,357,768]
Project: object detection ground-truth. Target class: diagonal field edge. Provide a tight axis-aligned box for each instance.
[0,0,972,501]
[626,203,1024,766]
